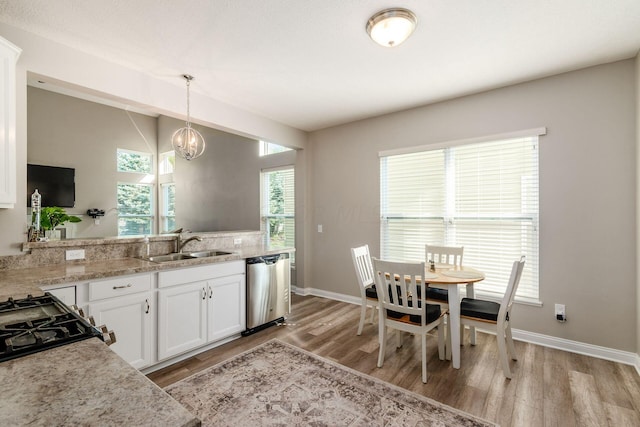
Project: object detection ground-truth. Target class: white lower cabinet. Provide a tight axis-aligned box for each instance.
[88,291,154,369]
[157,261,246,361]
[157,281,208,360]
[86,273,154,369]
[208,274,246,342]
[56,261,246,370]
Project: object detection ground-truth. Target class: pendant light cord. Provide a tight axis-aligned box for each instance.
[184,75,193,129]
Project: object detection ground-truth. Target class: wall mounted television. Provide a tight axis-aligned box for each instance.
[27,164,76,208]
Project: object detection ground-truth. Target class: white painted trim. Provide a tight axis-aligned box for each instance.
[295,287,640,369]
[510,329,639,368]
[141,333,240,375]
[293,286,361,305]
[379,127,547,157]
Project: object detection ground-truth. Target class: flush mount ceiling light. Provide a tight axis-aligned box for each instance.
[366,8,417,47]
[171,74,206,161]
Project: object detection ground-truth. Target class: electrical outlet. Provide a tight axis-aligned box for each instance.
[65,249,85,261]
[318,224,323,233]
[555,303,566,322]
[233,238,242,245]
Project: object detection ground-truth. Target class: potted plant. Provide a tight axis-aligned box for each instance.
[36,206,82,239]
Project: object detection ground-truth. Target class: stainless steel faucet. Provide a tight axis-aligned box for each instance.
[177,235,203,252]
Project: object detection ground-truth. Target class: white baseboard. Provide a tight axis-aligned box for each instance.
[293,286,640,374]
[511,329,640,372]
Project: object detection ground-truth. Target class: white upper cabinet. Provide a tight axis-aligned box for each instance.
[0,36,21,209]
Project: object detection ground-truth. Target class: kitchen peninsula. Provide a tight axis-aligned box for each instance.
[0,230,293,426]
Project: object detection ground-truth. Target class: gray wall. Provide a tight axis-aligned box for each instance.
[26,90,301,237]
[27,87,157,237]
[308,59,637,352]
[0,23,308,257]
[158,115,263,232]
[636,53,640,357]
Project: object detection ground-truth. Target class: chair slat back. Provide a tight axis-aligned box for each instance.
[499,256,526,322]
[425,244,464,266]
[351,245,374,291]
[372,258,426,322]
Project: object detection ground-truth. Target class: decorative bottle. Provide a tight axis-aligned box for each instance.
[30,189,42,241]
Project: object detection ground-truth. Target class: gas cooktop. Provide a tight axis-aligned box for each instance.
[0,294,103,363]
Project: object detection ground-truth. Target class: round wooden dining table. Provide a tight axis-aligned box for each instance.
[423,265,485,369]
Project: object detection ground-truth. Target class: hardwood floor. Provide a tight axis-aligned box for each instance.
[148,294,640,426]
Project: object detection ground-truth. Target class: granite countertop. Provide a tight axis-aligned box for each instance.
[0,244,294,301]
[0,338,200,427]
[0,239,292,426]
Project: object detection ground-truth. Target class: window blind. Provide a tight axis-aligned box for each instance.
[380,134,540,302]
[261,167,295,256]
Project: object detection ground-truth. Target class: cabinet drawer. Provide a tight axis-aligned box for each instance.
[158,260,245,288]
[89,274,152,301]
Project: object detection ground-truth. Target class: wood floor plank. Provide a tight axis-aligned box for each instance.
[568,370,609,427]
[617,363,640,413]
[588,356,636,410]
[147,294,640,426]
[605,402,640,426]
[543,399,577,427]
[543,346,573,413]
[514,341,544,410]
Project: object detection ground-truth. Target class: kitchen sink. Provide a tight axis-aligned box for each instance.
[146,253,196,262]
[187,250,233,258]
[144,250,233,263]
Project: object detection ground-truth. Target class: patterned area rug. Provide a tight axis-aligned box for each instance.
[165,339,497,427]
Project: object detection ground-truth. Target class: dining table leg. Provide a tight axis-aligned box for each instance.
[465,283,477,345]
[447,284,461,369]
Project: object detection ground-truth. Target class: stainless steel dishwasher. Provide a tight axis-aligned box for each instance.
[243,253,291,335]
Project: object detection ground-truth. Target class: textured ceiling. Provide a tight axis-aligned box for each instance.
[0,0,639,131]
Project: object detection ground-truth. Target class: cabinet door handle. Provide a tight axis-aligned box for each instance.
[208,286,212,299]
[202,287,206,300]
[145,299,150,314]
[113,284,132,290]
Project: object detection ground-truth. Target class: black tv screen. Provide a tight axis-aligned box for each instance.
[27,164,76,208]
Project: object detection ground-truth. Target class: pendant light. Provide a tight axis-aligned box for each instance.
[171,74,206,161]
[366,8,417,47]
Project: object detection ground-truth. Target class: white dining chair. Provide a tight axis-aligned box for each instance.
[424,244,464,307]
[372,257,447,383]
[459,256,525,379]
[351,245,378,336]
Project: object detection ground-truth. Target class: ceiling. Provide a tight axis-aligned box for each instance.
[0,0,639,132]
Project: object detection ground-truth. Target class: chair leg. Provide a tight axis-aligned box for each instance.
[369,304,376,324]
[437,323,445,361]
[421,333,427,383]
[396,329,403,348]
[460,324,465,345]
[377,324,387,368]
[505,325,517,361]
[496,331,512,379]
[357,303,367,335]
[445,317,452,361]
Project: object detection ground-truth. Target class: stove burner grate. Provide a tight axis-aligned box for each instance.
[0,295,103,363]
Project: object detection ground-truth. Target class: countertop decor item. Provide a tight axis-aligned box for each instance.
[171,74,206,161]
[36,206,81,239]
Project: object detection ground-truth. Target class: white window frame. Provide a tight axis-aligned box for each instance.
[380,128,545,304]
[260,166,295,262]
[158,151,175,233]
[116,148,154,174]
[259,141,293,156]
[116,182,155,236]
[116,148,155,236]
